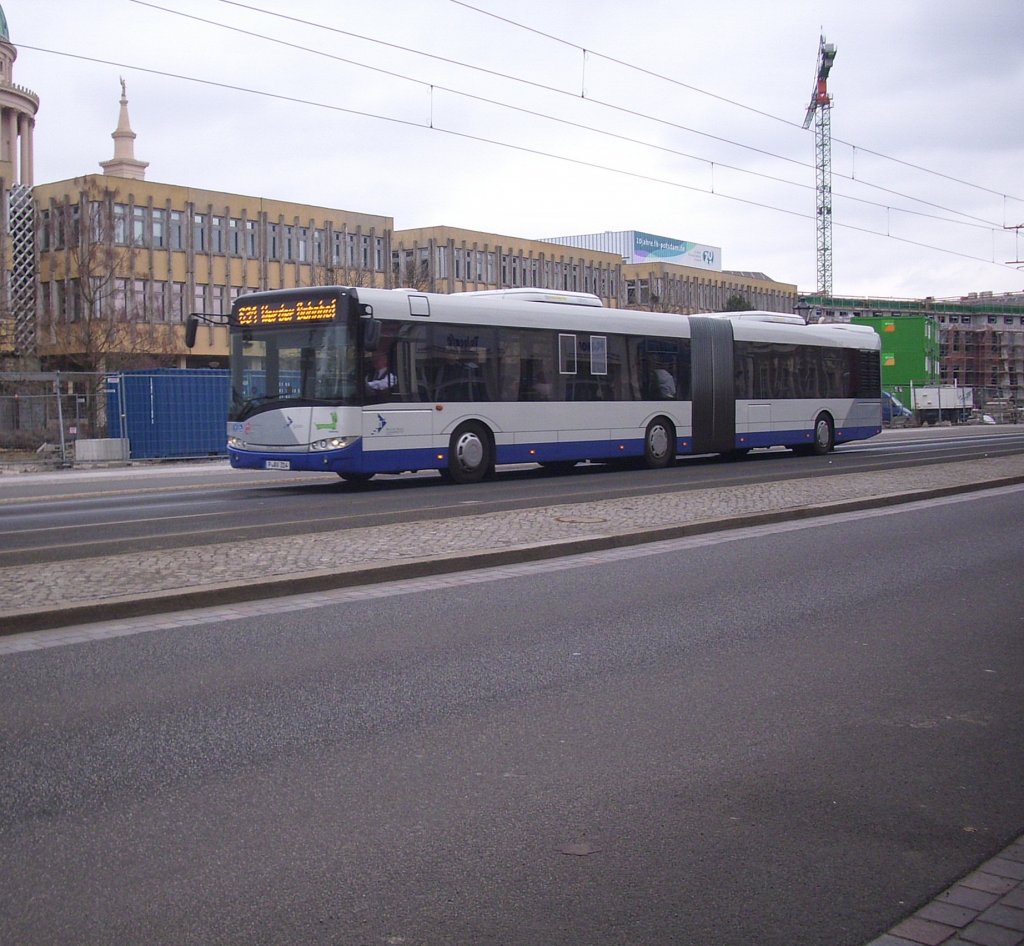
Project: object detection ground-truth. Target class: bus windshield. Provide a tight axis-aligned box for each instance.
[228,322,359,421]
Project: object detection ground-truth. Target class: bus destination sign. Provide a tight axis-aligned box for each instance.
[236,297,339,327]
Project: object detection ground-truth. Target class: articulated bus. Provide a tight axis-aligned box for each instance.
[186,286,881,483]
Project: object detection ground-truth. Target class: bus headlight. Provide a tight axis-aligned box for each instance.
[228,436,245,449]
[311,437,350,451]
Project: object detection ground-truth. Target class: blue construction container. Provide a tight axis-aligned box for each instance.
[106,369,229,459]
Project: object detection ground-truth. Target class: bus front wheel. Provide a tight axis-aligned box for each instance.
[644,417,675,469]
[444,422,493,484]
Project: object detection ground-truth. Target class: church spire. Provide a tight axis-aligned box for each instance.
[99,77,148,180]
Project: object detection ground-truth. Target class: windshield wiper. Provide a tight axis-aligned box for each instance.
[234,393,291,419]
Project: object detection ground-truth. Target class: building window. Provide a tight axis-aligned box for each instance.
[193,214,207,253]
[112,204,129,245]
[152,283,167,322]
[131,206,146,246]
[169,282,185,322]
[228,218,242,256]
[169,211,185,250]
[211,216,226,255]
[152,209,166,249]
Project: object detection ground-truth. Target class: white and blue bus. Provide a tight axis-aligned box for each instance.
[187,286,881,483]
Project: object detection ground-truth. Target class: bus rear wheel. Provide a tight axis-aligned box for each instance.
[444,421,493,484]
[811,412,835,454]
[643,417,675,469]
[796,412,835,455]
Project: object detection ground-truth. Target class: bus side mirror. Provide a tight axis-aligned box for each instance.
[362,317,381,351]
[185,315,199,349]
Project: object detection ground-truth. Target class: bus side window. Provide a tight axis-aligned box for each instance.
[638,338,680,400]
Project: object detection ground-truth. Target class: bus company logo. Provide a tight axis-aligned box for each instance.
[283,415,295,429]
[373,414,387,434]
[315,411,339,432]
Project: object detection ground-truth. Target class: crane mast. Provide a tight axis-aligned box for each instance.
[803,35,837,298]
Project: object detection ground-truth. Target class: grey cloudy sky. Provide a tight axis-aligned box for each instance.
[9,0,1024,300]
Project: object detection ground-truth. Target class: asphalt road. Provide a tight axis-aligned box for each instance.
[1,486,1022,945]
[3,425,1024,565]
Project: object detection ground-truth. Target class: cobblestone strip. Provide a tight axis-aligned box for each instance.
[2,457,1023,617]
[866,837,1024,945]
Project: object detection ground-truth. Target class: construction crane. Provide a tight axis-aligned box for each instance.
[803,35,837,297]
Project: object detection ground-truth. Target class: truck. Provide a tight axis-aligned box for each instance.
[882,391,913,425]
[911,385,974,425]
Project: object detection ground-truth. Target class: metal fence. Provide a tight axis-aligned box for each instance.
[0,370,229,468]
[0,372,106,465]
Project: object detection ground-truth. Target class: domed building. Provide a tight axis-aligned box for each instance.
[0,2,39,360]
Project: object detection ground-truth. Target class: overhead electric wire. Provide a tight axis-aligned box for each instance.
[193,0,1014,230]
[20,41,1012,274]
[451,0,1024,205]
[132,0,1011,234]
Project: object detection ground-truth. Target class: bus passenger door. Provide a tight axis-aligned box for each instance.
[689,317,736,455]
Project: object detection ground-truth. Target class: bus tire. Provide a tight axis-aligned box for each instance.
[445,421,493,484]
[338,471,374,483]
[643,417,675,469]
[799,412,835,455]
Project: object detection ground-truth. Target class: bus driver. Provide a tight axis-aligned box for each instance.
[366,352,396,397]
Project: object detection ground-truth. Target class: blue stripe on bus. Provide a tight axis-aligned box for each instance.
[228,424,882,474]
[735,424,881,450]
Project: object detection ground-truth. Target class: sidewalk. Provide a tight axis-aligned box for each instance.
[867,837,1024,946]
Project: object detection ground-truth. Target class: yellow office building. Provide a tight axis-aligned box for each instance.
[1,10,796,375]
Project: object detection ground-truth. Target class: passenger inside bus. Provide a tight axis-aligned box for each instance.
[653,367,676,398]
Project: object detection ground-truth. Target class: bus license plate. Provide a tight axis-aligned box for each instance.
[265,460,290,470]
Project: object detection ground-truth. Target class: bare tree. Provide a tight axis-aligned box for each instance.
[38,178,177,434]
[393,257,437,292]
[307,230,390,289]
[307,256,378,289]
[724,293,754,311]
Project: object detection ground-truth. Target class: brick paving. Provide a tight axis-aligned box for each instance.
[866,837,1024,946]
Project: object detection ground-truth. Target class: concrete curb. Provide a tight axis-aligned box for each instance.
[5,473,1022,637]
